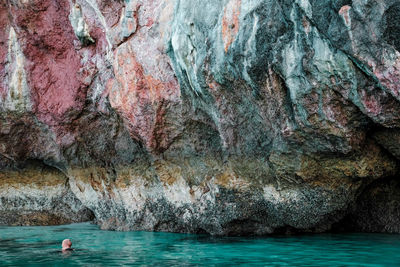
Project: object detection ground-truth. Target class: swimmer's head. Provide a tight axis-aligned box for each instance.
[62,239,72,250]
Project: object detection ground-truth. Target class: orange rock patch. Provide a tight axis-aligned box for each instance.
[0,167,67,188]
[222,0,241,53]
[109,44,180,152]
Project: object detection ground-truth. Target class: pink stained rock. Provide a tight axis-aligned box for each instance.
[8,0,85,125]
[0,3,9,98]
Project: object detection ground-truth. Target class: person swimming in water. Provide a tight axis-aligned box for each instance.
[61,239,74,252]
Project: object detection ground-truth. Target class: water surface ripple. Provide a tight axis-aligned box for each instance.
[0,223,399,266]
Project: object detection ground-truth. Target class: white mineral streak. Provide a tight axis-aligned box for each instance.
[82,0,112,57]
[1,27,31,113]
[262,185,301,204]
[118,0,137,40]
[281,5,310,105]
[111,42,130,104]
[338,5,357,54]
[163,177,193,207]
[158,0,175,40]
[171,21,201,96]
[311,27,355,85]
[242,11,259,89]
[68,176,99,208]
[69,0,115,102]
[0,184,62,199]
[127,0,177,83]
[282,4,357,121]
[8,0,30,5]
[0,184,74,211]
[295,0,312,18]
[118,181,151,212]
[69,170,223,222]
[69,2,94,45]
[117,176,197,213]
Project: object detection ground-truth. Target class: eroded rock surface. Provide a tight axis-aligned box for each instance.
[0,0,400,234]
[0,162,94,226]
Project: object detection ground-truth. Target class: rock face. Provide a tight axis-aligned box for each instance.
[1,0,400,235]
[0,161,94,226]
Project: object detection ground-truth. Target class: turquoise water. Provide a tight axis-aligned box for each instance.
[1,223,400,266]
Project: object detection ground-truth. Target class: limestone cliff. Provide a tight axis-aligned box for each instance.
[0,0,399,234]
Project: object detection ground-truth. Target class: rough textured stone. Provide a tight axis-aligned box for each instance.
[0,0,400,234]
[0,162,94,226]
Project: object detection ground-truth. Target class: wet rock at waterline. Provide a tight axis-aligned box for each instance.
[1,0,400,235]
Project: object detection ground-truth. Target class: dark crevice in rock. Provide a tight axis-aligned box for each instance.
[332,176,400,233]
[365,120,400,165]
[346,55,390,94]
[221,219,267,236]
[383,3,400,51]
[371,127,400,160]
